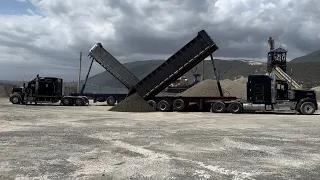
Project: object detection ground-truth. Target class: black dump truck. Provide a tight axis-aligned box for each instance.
[89,30,318,115]
[10,75,89,106]
[68,43,132,105]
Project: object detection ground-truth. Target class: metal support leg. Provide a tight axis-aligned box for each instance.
[210,54,223,97]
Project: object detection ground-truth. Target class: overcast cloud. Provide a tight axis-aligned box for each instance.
[0,0,319,81]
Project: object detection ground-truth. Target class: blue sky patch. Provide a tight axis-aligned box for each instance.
[0,0,40,16]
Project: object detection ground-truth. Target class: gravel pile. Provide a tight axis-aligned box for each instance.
[177,79,224,97]
[0,84,14,97]
[177,79,247,99]
[234,76,248,84]
[109,92,156,112]
[221,79,247,100]
[311,86,320,101]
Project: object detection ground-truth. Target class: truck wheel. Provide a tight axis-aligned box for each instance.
[11,94,21,104]
[147,100,157,110]
[62,98,72,106]
[211,101,226,113]
[227,102,243,113]
[83,97,89,105]
[96,97,105,102]
[157,100,171,112]
[106,96,116,106]
[173,99,185,111]
[299,102,316,115]
[75,98,85,106]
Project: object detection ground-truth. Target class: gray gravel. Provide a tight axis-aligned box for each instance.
[178,79,247,99]
[178,79,223,97]
[310,86,320,101]
[109,92,156,112]
[0,84,14,97]
[221,79,247,99]
[0,99,319,179]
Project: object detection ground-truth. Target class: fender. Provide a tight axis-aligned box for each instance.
[296,98,318,110]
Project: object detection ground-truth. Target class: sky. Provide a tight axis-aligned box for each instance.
[0,0,319,82]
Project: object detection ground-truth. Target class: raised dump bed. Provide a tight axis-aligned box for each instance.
[128,30,219,99]
[88,43,140,90]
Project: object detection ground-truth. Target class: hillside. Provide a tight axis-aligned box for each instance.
[84,58,320,91]
[291,50,320,63]
[85,59,266,88]
[286,62,320,88]
[86,60,164,87]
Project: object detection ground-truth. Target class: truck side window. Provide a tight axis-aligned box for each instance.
[254,84,263,94]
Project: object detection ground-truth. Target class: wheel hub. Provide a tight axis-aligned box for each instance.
[12,97,19,103]
[232,105,239,111]
[160,104,166,110]
[304,104,313,114]
[216,105,223,111]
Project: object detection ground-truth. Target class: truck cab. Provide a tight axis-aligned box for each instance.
[245,74,318,114]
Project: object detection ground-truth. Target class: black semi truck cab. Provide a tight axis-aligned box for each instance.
[211,74,318,115]
[9,75,89,106]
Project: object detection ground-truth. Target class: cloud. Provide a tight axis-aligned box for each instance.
[0,0,319,81]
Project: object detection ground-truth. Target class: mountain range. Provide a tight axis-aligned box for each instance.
[83,49,320,90]
[291,50,320,63]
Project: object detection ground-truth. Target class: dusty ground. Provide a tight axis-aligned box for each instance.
[0,98,320,180]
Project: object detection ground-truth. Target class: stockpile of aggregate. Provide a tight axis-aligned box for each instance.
[0,84,15,97]
[311,86,320,101]
[221,79,247,100]
[109,92,156,112]
[234,76,248,84]
[177,79,247,99]
[178,79,224,97]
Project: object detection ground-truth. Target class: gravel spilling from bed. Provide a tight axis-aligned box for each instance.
[109,92,156,112]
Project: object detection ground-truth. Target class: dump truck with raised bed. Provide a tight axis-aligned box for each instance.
[205,46,318,115]
[131,35,317,114]
[69,42,139,106]
[89,30,318,114]
[147,46,318,114]
[88,30,236,111]
[10,74,89,106]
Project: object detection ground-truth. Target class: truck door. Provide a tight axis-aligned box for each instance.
[254,84,264,101]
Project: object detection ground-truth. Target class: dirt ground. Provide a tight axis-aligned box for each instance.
[0,98,320,180]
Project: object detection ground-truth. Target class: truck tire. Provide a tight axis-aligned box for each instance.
[299,102,316,115]
[227,102,243,113]
[83,97,89,105]
[173,99,185,111]
[147,100,157,110]
[96,97,105,102]
[75,98,85,106]
[106,96,116,106]
[211,101,226,113]
[11,94,21,104]
[157,100,171,112]
[61,97,72,106]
